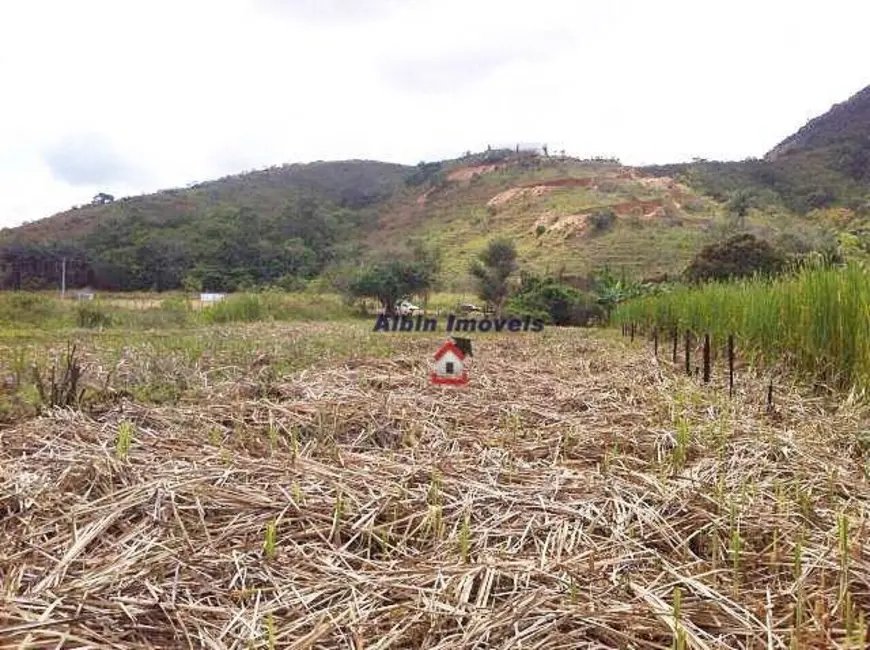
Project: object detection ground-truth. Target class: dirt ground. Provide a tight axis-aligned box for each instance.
[1,324,868,648]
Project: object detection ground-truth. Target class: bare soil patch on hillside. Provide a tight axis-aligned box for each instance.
[2,325,868,648]
[416,187,435,207]
[487,185,552,208]
[532,212,591,238]
[446,164,504,182]
[611,198,666,219]
[532,199,669,238]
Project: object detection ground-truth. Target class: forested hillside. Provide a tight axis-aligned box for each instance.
[4,83,870,293]
[0,161,410,291]
[644,84,870,216]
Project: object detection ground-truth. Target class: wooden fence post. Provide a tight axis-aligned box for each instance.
[672,327,678,364]
[703,333,711,384]
[728,334,734,397]
[630,323,635,342]
[685,330,691,376]
[653,328,658,358]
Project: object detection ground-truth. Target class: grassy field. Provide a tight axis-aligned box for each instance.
[370,161,729,286]
[1,299,869,647]
[612,262,870,395]
[0,291,479,329]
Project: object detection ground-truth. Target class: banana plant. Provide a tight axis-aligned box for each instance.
[592,267,648,321]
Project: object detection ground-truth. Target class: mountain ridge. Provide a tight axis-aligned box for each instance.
[3,84,870,292]
[765,84,870,161]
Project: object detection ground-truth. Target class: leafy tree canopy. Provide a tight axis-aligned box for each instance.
[469,238,518,315]
[506,272,603,326]
[683,233,786,283]
[0,192,369,292]
[346,258,436,315]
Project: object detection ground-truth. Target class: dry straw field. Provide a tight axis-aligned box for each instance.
[1,321,869,648]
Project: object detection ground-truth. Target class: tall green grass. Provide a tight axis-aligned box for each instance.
[0,293,63,327]
[0,290,362,331]
[199,291,356,324]
[612,262,870,392]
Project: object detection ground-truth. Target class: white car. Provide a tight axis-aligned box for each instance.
[396,300,422,316]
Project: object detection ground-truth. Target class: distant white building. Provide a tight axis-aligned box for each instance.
[200,292,226,305]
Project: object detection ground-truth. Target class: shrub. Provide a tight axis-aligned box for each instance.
[200,294,266,324]
[506,274,603,326]
[681,196,706,214]
[0,293,59,325]
[135,297,191,328]
[31,342,86,409]
[347,258,437,316]
[774,226,842,267]
[591,267,648,322]
[75,302,114,328]
[535,224,547,237]
[404,161,444,186]
[275,274,309,292]
[806,188,837,210]
[683,233,785,283]
[726,189,754,218]
[588,208,616,232]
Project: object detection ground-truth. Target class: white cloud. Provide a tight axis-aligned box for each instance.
[0,0,868,227]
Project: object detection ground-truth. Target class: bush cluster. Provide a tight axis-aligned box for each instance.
[683,233,786,283]
[506,274,604,326]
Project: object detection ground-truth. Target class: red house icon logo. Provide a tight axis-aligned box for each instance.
[430,340,469,386]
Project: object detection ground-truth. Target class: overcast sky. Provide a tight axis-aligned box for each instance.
[1,0,868,228]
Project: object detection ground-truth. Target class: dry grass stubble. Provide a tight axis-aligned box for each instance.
[1,326,869,648]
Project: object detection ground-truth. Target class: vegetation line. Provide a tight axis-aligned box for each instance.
[612,261,870,392]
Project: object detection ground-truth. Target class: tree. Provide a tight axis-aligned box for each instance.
[684,233,785,283]
[469,238,518,316]
[591,267,645,322]
[182,274,202,293]
[407,240,442,305]
[347,259,435,315]
[92,192,115,205]
[404,161,443,187]
[0,243,89,291]
[506,272,603,326]
[726,189,753,228]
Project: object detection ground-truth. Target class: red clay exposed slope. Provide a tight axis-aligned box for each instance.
[446,164,506,182]
[517,171,635,189]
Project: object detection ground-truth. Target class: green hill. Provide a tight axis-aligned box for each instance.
[5,84,870,293]
[2,160,412,245]
[0,161,412,291]
[766,85,870,166]
[1,151,733,292]
[644,84,870,216]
